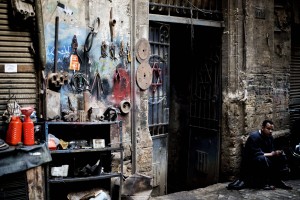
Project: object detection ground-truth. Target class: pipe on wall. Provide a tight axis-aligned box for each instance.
[34,0,46,69]
[130,0,137,174]
[34,0,46,118]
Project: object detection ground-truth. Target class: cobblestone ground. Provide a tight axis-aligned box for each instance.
[149,179,300,200]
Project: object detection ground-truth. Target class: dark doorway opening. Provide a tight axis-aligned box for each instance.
[168,23,222,193]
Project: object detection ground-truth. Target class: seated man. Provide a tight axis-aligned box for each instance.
[242,120,292,190]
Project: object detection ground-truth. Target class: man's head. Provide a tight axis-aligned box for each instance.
[261,120,274,137]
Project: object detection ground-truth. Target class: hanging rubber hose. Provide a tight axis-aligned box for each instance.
[84,17,100,52]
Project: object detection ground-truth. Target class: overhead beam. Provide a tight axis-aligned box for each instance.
[149,14,224,28]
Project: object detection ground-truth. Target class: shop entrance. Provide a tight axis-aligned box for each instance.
[149,21,222,194]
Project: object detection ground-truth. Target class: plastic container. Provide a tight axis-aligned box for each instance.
[22,116,34,146]
[6,116,22,145]
[20,107,35,146]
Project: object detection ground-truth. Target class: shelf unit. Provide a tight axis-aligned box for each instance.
[45,121,123,200]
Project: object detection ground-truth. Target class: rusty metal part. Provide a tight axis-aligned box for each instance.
[100,41,108,58]
[119,41,126,58]
[136,38,151,63]
[109,8,116,42]
[91,71,104,99]
[136,62,153,90]
[71,35,78,50]
[11,0,35,20]
[103,106,119,121]
[126,43,131,63]
[109,43,117,60]
[48,71,69,87]
[69,72,89,93]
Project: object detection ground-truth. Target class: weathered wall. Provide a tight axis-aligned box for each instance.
[133,0,153,177]
[41,0,153,180]
[221,0,291,180]
[41,0,134,176]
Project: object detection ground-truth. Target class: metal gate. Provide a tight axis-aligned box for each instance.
[186,27,222,188]
[148,22,170,196]
[148,0,223,192]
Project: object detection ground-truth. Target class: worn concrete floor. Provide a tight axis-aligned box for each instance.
[149,179,300,200]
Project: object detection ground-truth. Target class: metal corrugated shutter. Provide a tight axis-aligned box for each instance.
[290,46,300,126]
[0,171,29,200]
[0,1,37,118]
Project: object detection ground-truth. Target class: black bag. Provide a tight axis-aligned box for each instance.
[226,179,245,190]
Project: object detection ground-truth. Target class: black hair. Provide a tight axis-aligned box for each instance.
[262,120,273,127]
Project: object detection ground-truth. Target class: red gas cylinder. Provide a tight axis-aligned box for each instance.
[6,116,22,145]
[21,107,35,146]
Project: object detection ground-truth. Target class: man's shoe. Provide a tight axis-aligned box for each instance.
[274,180,292,190]
[263,184,275,190]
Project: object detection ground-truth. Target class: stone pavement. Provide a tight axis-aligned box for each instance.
[149,179,300,200]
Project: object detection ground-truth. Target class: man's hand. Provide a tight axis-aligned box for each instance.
[264,150,283,157]
[271,150,283,156]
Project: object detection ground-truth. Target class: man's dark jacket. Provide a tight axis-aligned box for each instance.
[241,130,286,187]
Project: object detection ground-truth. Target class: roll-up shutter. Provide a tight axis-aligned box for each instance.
[290,46,300,133]
[0,1,37,118]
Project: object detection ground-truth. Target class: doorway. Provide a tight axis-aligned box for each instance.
[149,21,222,194]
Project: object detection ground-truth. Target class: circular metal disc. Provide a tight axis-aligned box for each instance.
[136,63,153,90]
[136,38,151,63]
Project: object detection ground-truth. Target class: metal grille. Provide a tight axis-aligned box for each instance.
[189,43,221,133]
[196,150,208,173]
[186,27,221,188]
[0,1,37,117]
[148,22,170,136]
[149,0,223,21]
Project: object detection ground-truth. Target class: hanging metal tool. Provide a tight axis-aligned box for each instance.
[91,70,104,99]
[48,16,68,88]
[100,41,108,58]
[69,72,90,93]
[84,17,100,52]
[109,43,117,61]
[119,41,129,67]
[126,42,131,63]
[82,17,100,90]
